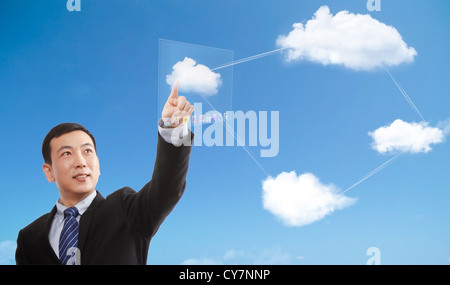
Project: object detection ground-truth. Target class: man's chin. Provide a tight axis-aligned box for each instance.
[61,187,96,198]
[74,188,96,196]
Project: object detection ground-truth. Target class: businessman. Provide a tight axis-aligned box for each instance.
[16,81,194,264]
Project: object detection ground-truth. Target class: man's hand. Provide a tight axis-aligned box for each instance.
[161,79,194,128]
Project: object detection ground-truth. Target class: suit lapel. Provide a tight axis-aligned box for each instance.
[39,206,61,264]
[78,191,105,254]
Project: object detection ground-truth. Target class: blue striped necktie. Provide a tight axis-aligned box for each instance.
[59,207,80,265]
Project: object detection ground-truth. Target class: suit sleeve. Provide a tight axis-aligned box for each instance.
[15,230,29,265]
[121,131,193,238]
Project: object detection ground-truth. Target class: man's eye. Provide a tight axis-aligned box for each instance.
[85,149,93,154]
[62,151,71,156]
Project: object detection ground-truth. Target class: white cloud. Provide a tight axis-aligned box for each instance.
[252,246,293,265]
[0,240,16,265]
[262,171,356,227]
[223,249,244,261]
[276,6,417,70]
[369,119,445,154]
[181,257,223,265]
[437,118,450,136]
[181,246,299,265]
[166,57,222,96]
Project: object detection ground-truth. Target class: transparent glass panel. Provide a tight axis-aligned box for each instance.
[158,39,233,125]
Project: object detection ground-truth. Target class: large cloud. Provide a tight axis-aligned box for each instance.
[369,119,445,154]
[262,171,356,227]
[276,6,417,70]
[166,57,222,96]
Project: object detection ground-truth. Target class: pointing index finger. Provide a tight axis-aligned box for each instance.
[168,79,180,105]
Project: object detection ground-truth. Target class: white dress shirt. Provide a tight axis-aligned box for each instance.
[48,122,190,257]
[49,191,97,257]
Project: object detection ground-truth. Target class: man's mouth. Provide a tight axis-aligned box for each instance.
[73,174,90,181]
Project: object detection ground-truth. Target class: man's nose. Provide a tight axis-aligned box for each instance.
[73,152,87,168]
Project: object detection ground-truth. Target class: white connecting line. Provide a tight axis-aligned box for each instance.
[200,94,270,177]
[385,67,425,122]
[211,47,288,71]
[341,68,425,195]
[339,151,405,195]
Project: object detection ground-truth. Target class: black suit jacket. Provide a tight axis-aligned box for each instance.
[16,132,192,265]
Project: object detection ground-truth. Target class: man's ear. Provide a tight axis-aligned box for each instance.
[43,163,55,183]
[97,156,101,176]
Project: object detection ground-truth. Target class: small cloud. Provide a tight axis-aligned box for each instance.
[252,246,293,265]
[0,240,16,265]
[166,57,222,96]
[369,119,445,154]
[437,118,450,136]
[181,257,223,265]
[181,246,300,265]
[262,171,356,227]
[223,249,244,261]
[276,5,417,70]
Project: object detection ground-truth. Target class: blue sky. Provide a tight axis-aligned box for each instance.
[1,0,449,265]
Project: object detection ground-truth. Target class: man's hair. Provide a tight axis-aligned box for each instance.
[42,123,97,165]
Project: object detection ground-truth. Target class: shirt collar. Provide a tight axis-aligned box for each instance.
[56,191,97,217]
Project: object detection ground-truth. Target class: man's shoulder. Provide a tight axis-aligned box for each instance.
[105,187,137,199]
[100,187,138,207]
[19,209,54,235]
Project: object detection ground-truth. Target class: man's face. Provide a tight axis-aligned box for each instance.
[43,130,100,206]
